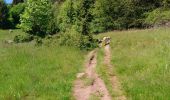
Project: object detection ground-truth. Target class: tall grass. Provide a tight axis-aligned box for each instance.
[97,28,170,100]
[0,30,85,99]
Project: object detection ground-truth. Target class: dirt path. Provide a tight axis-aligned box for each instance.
[104,45,126,100]
[73,50,111,100]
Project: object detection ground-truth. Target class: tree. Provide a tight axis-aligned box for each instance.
[90,0,116,33]
[0,0,10,29]
[58,0,94,35]
[13,0,24,5]
[74,0,94,35]
[73,0,98,49]
[9,3,25,28]
[20,0,53,36]
[57,0,75,32]
[57,0,98,49]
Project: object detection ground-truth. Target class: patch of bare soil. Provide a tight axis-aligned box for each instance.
[73,50,111,100]
[104,45,126,100]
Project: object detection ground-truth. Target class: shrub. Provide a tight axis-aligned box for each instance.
[14,34,34,43]
[78,35,98,50]
[145,8,170,26]
[35,37,43,46]
[58,30,81,47]
[20,0,53,36]
[58,29,98,50]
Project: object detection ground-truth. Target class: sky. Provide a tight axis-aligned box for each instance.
[4,0,13,4]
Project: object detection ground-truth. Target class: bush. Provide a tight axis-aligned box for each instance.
[145,8,170,26]
[78,35,98,50]
[58,29,98,50]
[58,30,81,47]
[14,34,34,43]
[35,37,43,46]
[20,0,53,36]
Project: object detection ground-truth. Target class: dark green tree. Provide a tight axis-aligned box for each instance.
[91,0,121,33]
[0,0,10,29]
[9,3,25,28]
[74,0,94,35]
[12,0,24,5]
[57,0,75,32]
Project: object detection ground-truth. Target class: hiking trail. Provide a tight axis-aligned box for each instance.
[104,45,127,100]
[73,44,126,100]
[73,49,111,100]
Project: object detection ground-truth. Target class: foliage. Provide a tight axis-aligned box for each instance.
[0,0,11,29]
[14,34,34,43]
[57,0,98,50]
[90,0,170,31]
[145,8,170,26]
[9,3,25,28]
[20,0,53,36]
[57,0,75,32]
[74,0,94,35]
[58,30,80,47]
[57,0,94,35]
[162,0,170,8]
[1,0,170,32]
[58,29,98,50]
[2,0,170,49]
[12,0,24,5]
[90,0,115,33]
[78,35,98,50]
[35,36,43,46]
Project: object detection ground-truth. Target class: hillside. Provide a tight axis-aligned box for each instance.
[97,28,170,99]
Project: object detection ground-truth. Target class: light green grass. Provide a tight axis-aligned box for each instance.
[0,30,85,100]
[97,28,170,100]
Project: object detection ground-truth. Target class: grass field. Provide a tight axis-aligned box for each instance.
[1,28,170,100]
[0,30,85,100]
[97,28,170,100]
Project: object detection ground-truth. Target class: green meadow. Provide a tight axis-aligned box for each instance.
[97,28,170,100]
[0,30,85,100]
[1,0,170,99]
[1,28,170,100]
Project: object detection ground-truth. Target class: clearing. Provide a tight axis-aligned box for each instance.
[1,28,170,100]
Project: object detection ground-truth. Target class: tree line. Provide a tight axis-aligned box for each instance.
[1,0,170,31]
[0,0,170,49]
